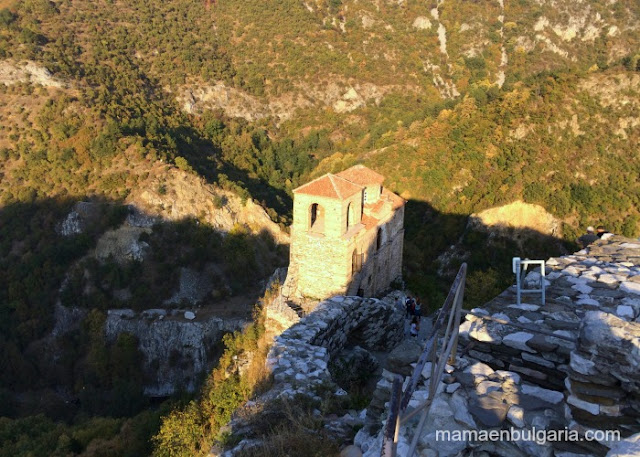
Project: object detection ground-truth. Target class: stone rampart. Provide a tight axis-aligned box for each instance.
[265,293,404,399]
[355,237,640,457]
[568,310,640,432]
[456,236,640,448]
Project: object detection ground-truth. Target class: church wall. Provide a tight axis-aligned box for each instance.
[291,193,354,299]
[290,175,404,301]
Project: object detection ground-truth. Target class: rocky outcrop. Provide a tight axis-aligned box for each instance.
[178,80,412,122]
[469,200,561,237]
[438,200,564,277]
[57,202,104,236]
[127,168,288,244]
[105,308,246,396]
[94,225,151,263]
[0,60,65,87]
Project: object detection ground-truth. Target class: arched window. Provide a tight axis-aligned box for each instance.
[376,228,383,250]
[346,202,355,231]
[309,203,324,232]
[352,249,363,276]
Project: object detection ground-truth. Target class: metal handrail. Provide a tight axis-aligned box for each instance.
[381,263,467,457]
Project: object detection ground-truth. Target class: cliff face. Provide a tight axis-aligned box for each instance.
[105,309,246,396]
[126,168,289,245]
[48,169,290,398]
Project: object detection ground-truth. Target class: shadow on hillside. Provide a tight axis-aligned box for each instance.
[171,124,294,220]
[0,196,288,421]
[400,199,574,311]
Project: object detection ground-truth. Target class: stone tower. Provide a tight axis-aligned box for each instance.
[287,165,405,300]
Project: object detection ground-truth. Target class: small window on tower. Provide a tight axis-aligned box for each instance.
[310,203,325,233]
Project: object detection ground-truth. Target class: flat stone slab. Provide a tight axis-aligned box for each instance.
[468,392,509,427]
[507,405,525,427]
[476,380,503,395]
[520,384,564,404]
[507,304,541,312]
[525,334,559,352]
[465,362,495,378]
[503,332,536,353]
[577,298,600,306]
[572,283,594,294]
[616,305,635,319]
[621,281,640,295]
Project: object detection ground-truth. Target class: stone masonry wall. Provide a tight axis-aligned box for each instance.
[291,192,353,298]
[289,181,404,301]
[265,294,404,399]
[458,236,640,442]
[354,237,640,457]
[568,310,640,433]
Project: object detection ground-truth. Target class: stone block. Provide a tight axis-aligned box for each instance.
[503,332,536,353]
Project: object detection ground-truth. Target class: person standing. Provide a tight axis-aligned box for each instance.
[405,296,413,319]
[414,298,422,322]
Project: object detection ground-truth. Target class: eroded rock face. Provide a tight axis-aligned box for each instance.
[57,202,104,236]
[105,309,246,396]
[469,200,561,237]
[0,60,65,87]
[177,80,411,122]
[127,168,288,245]
[95,225,151,263]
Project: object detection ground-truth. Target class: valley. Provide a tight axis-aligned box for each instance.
[0,0,638,455]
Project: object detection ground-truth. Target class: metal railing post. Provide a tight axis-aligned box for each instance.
[381,375,403,457]
[381,263,467,457]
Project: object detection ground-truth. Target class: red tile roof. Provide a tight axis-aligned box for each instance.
[361,214,379,230]
[383,188,406,209]
[293,173,363,199]
[336,164,385,185]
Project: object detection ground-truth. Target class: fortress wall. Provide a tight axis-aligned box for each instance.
[459,236,640,436]
[265,293,404,398]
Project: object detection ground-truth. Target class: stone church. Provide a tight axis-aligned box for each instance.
[287,164,405,300]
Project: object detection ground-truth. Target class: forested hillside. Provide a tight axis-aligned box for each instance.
[0,0,638,455]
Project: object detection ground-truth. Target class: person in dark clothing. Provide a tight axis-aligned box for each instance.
[596,226,613,239]
[578,226,598,248]
[405,297,413,319]
[414,298,422,322]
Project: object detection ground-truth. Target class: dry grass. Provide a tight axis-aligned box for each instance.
[234,399,341,457]
[0,0,16,9]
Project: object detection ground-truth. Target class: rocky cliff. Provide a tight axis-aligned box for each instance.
[105,309,246,396]
[126,168,289,245]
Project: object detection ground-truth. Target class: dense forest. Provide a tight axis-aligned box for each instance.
[0,0,639,455]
